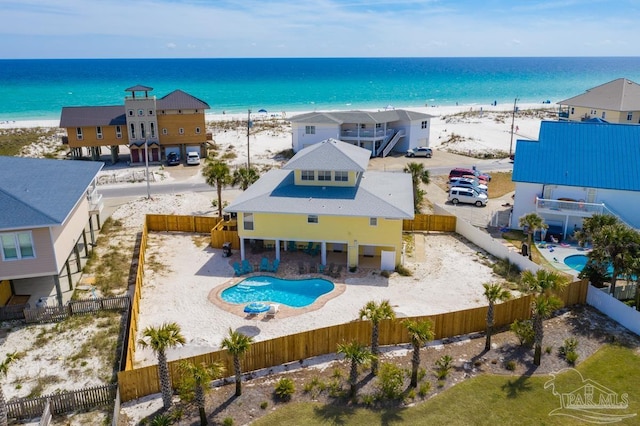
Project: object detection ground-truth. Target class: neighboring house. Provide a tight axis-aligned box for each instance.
[557,78,640,124]
[59,85,210,164]
[224,139,414,269]
[510,121,640,238]
[0,156,103,307]
[289,109,433,157]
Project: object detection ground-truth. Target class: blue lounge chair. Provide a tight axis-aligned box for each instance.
[232,262,243,276]
[287,241,297,252]
[270,258,280,273]
[310,245,320,257]
[260,257,269,272]
[303,242,313,254]
[318,264,325,274]
[242,259,254,274]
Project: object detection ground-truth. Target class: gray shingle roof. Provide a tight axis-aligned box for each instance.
[557,78,640,111]
[0,157,103,230]
[157,90,210,110]
[59,106,126,127]
[125,85,154,92]
[283,139,370,172]
[289,109,433,124]
[226,140,413,219]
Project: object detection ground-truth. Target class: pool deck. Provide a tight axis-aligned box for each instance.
[534,240,590,277]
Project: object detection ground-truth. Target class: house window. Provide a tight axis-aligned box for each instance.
[570,107,574,115]
[627,112,633,121]
[162,128,168,135]
[150,122,155,138]
[140,123,146,138]
[360,124,366,129]
[0,231,35,260]
[115,125,122,138]
[421,121,428,129]
[305,126,316,135]
[149,110,154,116]
[138,109,144,116]
[308,215,318,224]
[128,110,134,116]
[130,123,136,139]
[76,127,83,140]
[195,127,201,134]
[335,171,348,182]
[602,111,606,119]
[301,170,315,181]
[375,123,382,129]
[370,217,377,226]
[243,213,254,230]
[318,170,331,181]
[179,128,184,135]
[96,126,103,139]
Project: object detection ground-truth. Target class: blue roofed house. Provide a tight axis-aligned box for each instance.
[510,121,640,238]
[0,157,103,307]
[224,139,414,270]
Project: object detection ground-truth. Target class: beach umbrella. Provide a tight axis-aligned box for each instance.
[258,108,267,113]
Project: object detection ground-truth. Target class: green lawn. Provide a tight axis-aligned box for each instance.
[252,345,640,425]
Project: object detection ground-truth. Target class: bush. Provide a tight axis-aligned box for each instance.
[565,351,579,365]
[360,393,376,407]
[150,414,171,426]
[418,381,431,397]
[223,418,234,426]
[260,401,268,410]
[559,337,578,357]
[395,264,412,276]
[434,355,453,380]
[274,377,295,401]
[510,319,534,347]
[505,360,517,371]
[377,362,405,400]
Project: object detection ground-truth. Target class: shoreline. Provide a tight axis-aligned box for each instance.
[0,102,556,130]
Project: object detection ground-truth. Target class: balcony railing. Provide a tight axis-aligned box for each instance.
[340,129,394,139]
[536,197,604,215]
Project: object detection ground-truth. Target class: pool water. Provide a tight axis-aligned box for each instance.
[564,254,614,274]
[221,276,334,308]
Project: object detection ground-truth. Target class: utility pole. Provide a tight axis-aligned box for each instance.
[247,109,251,169]
[144,138,151,199]
[509,97,519,158]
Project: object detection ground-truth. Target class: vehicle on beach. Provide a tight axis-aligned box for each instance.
[186,151,200,165]
[166,152,180,166]
[448,177,488,193]
[406,147,432,158]
[448,187,488,207]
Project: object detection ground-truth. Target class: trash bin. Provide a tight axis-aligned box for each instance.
[222,242,232,257]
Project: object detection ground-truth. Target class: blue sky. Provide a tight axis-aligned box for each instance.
[1,0,639,58]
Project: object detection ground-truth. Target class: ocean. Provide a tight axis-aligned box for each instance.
[1,57,640,121]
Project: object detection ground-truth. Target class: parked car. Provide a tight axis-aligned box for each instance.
[186,151,201,165]
[166,152,180,166]
[449,167,491,182]
[449,177,488,193]
[406,147,432,158]
[448,187,488,207]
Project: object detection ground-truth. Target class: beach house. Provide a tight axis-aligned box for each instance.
[0,157,103,307]
[224,139,414,270]
[557,78,640,124]
[289,109,433,157]
[510,120,640,238]
[59,85,210,164]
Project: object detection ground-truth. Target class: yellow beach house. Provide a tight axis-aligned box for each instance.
[224,139,414,270]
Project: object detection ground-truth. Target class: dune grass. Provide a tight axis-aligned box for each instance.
[251,345,640,426]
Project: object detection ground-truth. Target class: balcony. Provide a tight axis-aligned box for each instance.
[535,197,604,218]
[340,129,394,141]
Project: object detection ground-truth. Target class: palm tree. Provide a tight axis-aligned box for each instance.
[201,157,232,217]
[359,300,396,375]
[482,282,511,351]
[403,162,430,213]
[0,352,21,426]
[337,340,374,398]
[178,360,225,425]
[591,222,639,296]
[232,166,260,191]
[404,318,435,387]
[518,213,547,259]
[221,328,253,397]
[521,269,568,365]
[138,322,186,410]
[575,214,619,248]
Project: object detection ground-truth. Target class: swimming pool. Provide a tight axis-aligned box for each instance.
[564,254,614,275]
[221,276,334,308]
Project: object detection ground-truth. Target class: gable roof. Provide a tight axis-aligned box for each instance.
[60,105,126,127]
[289,109,433,124]
[512,121,640,191]
[157,89,210,110]
[0,157,103,231]
[557,78,640,111]
[284,139,370,172]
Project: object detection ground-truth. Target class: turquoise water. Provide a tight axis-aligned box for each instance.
[564,254,615,275]
[221,275,334,308]
[2,57,640,121]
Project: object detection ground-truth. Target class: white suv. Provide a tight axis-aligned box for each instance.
[186,151,200,165]
[448,177,488,193]
[448,187,488,207]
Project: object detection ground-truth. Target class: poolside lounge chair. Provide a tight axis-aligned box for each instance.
[260,257,269,272]
[324,263,335,276]
[309,263,317,273]
[232,261,243,276]
[265,303,279,319]
[310,245,320,257]
[269,258,280,273]
[287,241,297,252]
[303,242,313,254]
[331,264,343,278]
[298,261,306,274]
[318,263,325,274]
[242,259,254,274]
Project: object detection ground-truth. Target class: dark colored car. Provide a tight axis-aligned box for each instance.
[166,152,180,166]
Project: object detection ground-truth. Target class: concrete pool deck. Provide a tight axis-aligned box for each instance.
[534,240,590,277]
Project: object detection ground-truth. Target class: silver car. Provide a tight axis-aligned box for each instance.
[406,147,432,158]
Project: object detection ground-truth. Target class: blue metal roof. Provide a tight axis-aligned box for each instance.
[0,157,103,230]
[513,121,640,191]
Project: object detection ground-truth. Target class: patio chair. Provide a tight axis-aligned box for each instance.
[265,303,279,319]
[270,258,280,273]
[331,264,343,278]
[309,263,317,273]
[241,259,254,274]
[318,263,325,274]
[324,263,335,276]
[232,261,243,276]
[303,242,313,254]
[260,257,269,272]
[287,241,297,252]
[298,261,306,274]
[310,245,320,257]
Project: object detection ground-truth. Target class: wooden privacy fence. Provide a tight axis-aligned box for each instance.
[125,222,148,371]
[403,214,456,232]
[0,303,29,321]
[23,296,130,324]
[146,214,219,233]
[8,384,117,421]
[118,279,588,402]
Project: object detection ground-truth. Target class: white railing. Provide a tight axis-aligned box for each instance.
[381,130,405,158]
[536,198,636,230]
[341,129,394,139]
